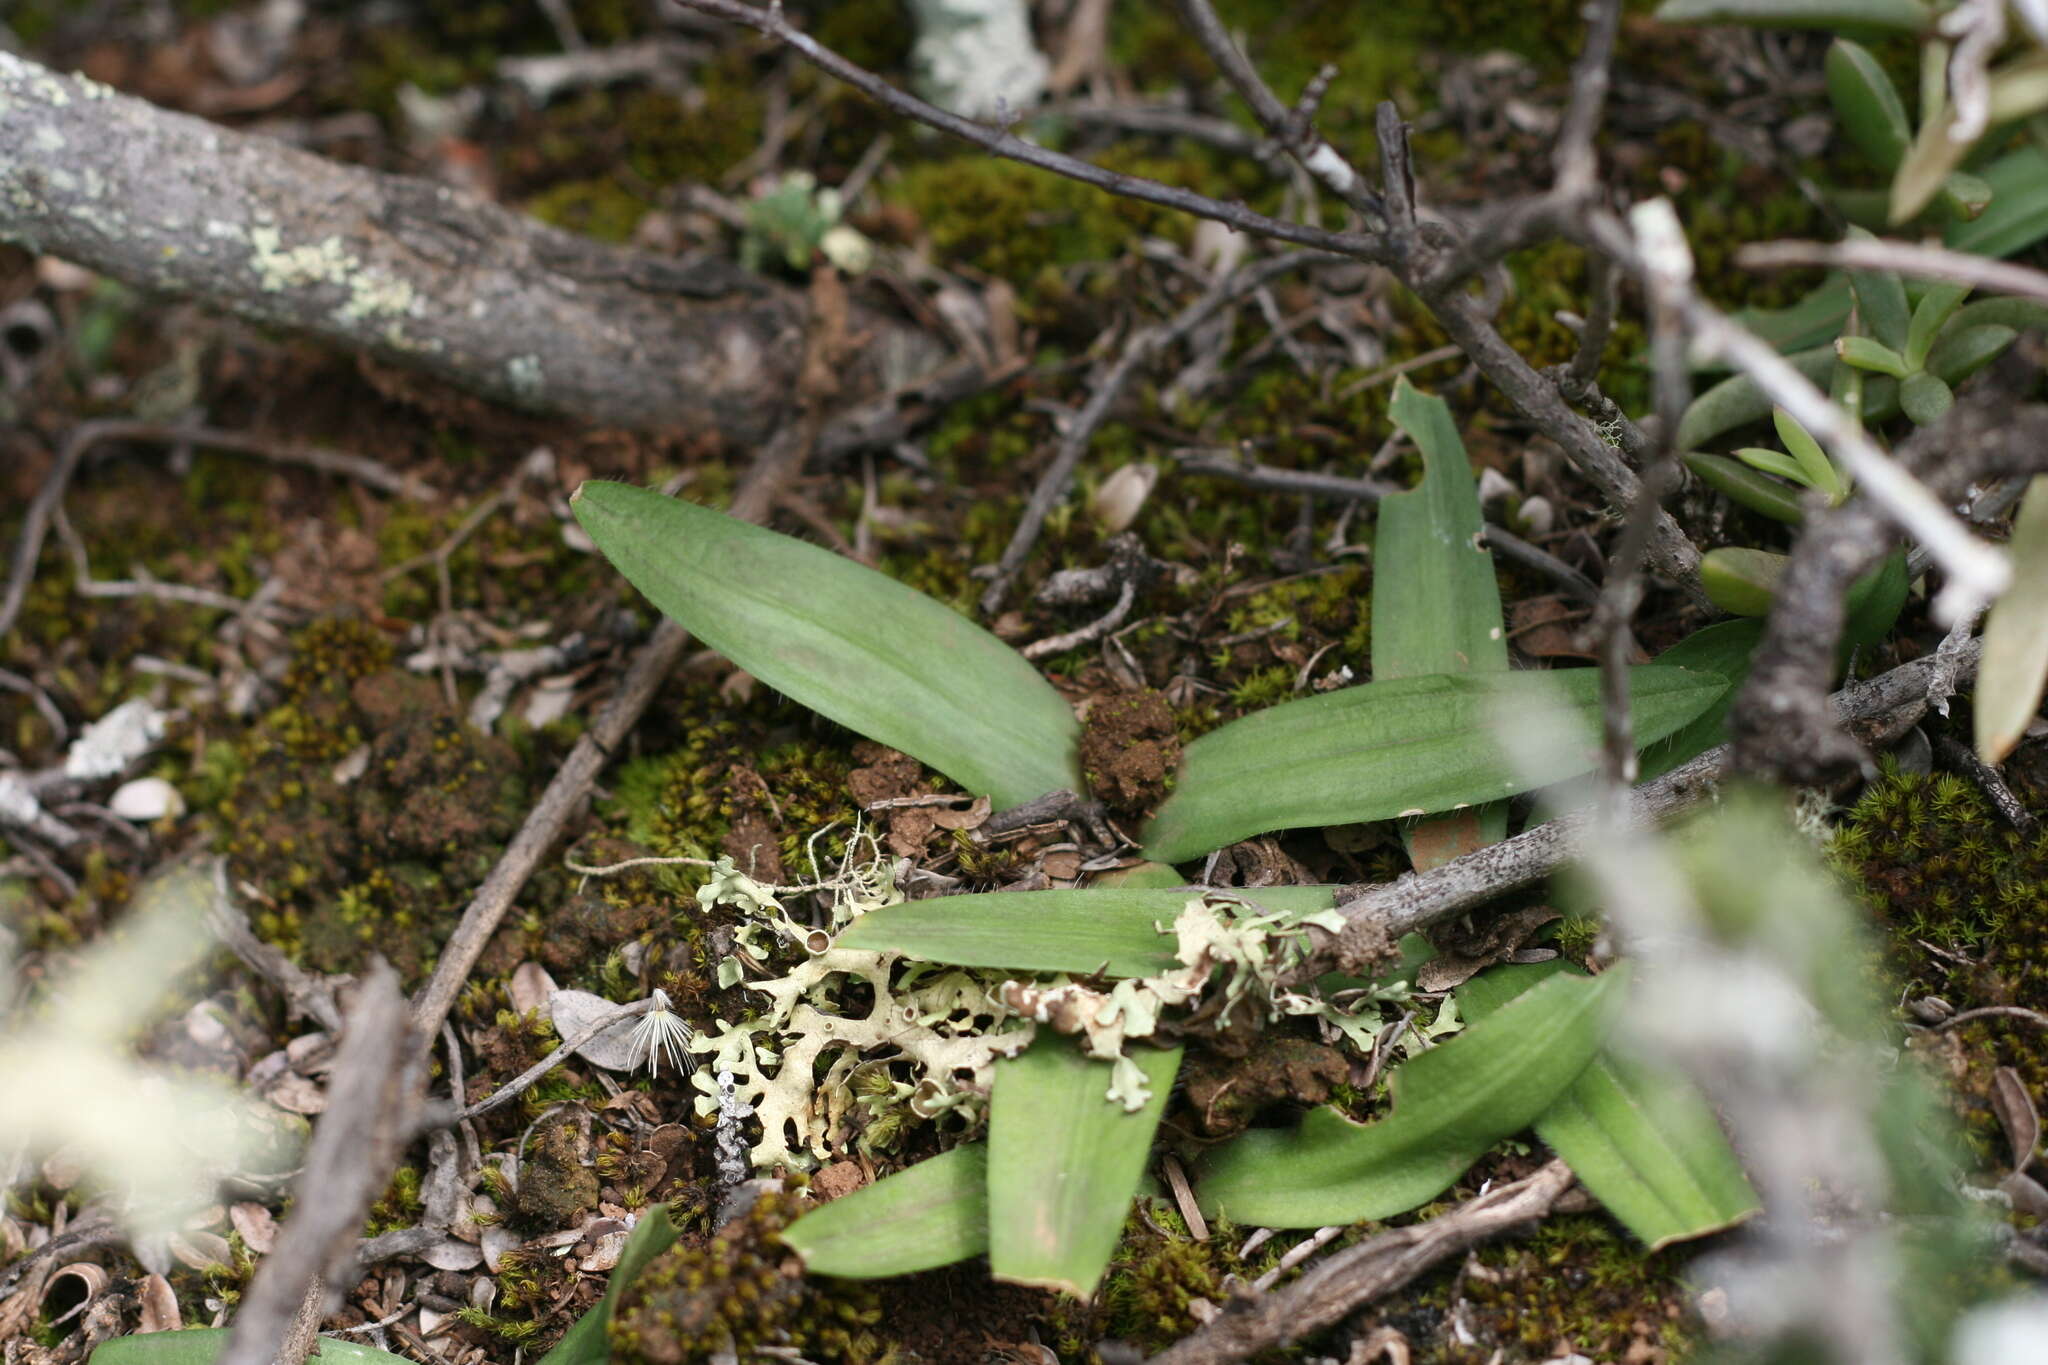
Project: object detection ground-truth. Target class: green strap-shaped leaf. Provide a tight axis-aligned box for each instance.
[1950,149,2048,257]
[93,1335,411,1365]
[1677,346,1837,451]
[1977,477,2048,764]
[1376,379,1511,868]
[1140,667,1724,865]
[1904,281,1972,371]
[1899,370,1955,425]
[989,1037,1182,1295]
[1924,323,2017,383]
[1826,39,1910,172]
[1735,447,1810,486]
[572,481,1081,808]
[1727,282,1856,360]
[1653,0,1930,30]
[1701,547,1787,618]
[1460,963,1759,1249]
[1375,380,1509,682]
[1636,618,1762,783]
[783,1142,989,1278]
[1197,968,1621,1226]
[1836,334,1910,378]
[838,885,1341,977]
[1684,451,1812,525]
[1844,228,1911,352]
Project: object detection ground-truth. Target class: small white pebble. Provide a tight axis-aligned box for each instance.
[110,776,184,821]
[65,698,167,779]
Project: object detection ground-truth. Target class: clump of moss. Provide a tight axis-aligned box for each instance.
[1445,1213,1696,1360]
[524,178,650,244]
[607,682,865,890]
[270,617,396,761]
[1096,1224,1249,1354]
[513,1119,601,1232]
[1831,762,2048,1160]
[606,1191,882,1364]
[366,1164,424,1236]
[896,145,1197,289]
[214,626,538,982]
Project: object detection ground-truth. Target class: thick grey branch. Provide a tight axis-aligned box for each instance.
[1144,1160,1575,1365]
[0,52,926,435]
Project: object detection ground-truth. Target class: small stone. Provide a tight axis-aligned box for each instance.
[1091,463,1158,536]
[417,1236,483,1271]
[110,777,183,821]
[808,1161,865,1203]
[65,698,167,780]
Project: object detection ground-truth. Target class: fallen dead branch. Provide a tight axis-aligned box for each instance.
[1142,1160,1575,1365]
[0,53,930,434]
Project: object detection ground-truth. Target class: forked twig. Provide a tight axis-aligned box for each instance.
[978,251,1339,614]
[662,0,1392,262]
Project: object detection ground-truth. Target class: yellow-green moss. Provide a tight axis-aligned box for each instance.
[606,1191,883,1364]
[367,1164,425,1236]
[897,145,1200,286]
[525,179,650,244]
[1442,1213,1696,1361]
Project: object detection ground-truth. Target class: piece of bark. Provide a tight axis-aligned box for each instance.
[0,51,936,435]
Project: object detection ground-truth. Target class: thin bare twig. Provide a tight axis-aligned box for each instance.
[1932,732,2036,832]
[1144,1160,1575,1365]
[1171,453,1599,602]
[1553,0,1623,195]
[1561,260,1622,398]
[0,667,67,742]
[1170,0,1384,219]
[1588,205,2010,624]
[1041,99,1284,172]
[977,250,1339,614]
[219,963,411,1365]
[1,419,424,644]
[1933,1005,2048,1032]
[663,0,1393,262]
[1585,199,1694,790]
[1739,236,2048,307]
[203,860,346,1033]
[458,996,659,1121]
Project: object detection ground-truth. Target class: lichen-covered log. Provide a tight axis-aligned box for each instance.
[0,51,932,436]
